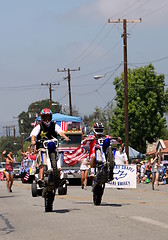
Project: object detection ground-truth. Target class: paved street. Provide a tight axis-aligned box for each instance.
[0,180,168,240]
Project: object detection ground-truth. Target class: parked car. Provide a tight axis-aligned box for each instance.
[0,163,5,180]
[13,162,21,178]
[0,162,6,179]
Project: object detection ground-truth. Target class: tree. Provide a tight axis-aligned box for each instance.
[0,136,22,162]
[82,106,113,135]
[18,99,62,136]
[109,64,168,153]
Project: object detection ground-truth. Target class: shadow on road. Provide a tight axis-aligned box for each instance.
[100,202,130,207]
[52,208,80,214]
[76,201,130,207]
[0,195,15,199]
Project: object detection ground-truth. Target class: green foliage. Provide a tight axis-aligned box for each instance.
[110,64,168,153]
[0,136,22,162]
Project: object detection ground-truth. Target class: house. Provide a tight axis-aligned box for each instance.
[146,139,168,161]
[156,140,168,161]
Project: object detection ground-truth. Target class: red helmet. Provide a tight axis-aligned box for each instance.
[93,122,104,135]
[40,108,52,127]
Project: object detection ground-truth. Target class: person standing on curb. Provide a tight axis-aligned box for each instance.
[2,150,14,192]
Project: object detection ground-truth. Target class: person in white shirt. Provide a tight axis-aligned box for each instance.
[30,108,69,183]
[114,144,128,165]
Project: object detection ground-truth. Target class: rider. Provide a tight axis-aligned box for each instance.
[30,108,69,183]
[82,122,110,179]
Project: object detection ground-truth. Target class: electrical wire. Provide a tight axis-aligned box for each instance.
[96,62,123,91]
[80,39,122,69]
[120,0,152,18]
[57,91,68,102]
[100,94,116,113]
[129,55,168,65]
[110,0,141,18]
[141,1,168,18]
[71,25,115,66]
[69,22,107,66]
[71,62,123,96]
[72,62,122,80]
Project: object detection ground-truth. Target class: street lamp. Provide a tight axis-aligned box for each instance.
[94,75,106,80]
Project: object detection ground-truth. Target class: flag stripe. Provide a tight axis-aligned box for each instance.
[24,172,29,181]
[63,146,88,166]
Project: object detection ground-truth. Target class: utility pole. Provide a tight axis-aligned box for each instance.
[108,18,141,158]
[11,125,16,139]
[3,126,10,137]
[41,82,60,109]
[57,67,80,116]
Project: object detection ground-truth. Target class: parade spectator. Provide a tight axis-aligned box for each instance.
[163,170,168,184]
[137,163,141,184]
[151,152,160,190]
[140,161,146,183]
[114,144,128,190]
[80,157,89,190]
[114,144,128,165]
[145,161,151,181]
[2,150,14,192]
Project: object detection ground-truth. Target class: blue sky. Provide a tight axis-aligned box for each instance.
[0,0,168,135]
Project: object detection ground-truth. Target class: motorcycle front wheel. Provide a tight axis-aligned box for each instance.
[93,184,104,206]
[44,190,55,212]
[50,152,59,188]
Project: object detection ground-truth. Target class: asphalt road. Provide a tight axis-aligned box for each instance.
[0,180,168,240]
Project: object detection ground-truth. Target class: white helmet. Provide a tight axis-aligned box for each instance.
[93,122,104,135]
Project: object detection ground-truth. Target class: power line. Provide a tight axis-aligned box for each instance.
[69,22,107,66]
[129,56,168,65]
[96,62,123,91]
[100,95,116,112]
[120,0,151,18]
[142,1,168,18]
[80,39,121,69]
[71,62,122,96]
[111,0,141,18]
[70,25,115,68]
[72,62,122,80]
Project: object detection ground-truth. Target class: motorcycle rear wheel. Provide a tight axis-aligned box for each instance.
[107,146,114,180]
[31,182,38,197]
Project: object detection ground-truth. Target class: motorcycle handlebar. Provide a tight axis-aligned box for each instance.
[42,138,59,149]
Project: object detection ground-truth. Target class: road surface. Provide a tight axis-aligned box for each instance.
[0,180,168,240]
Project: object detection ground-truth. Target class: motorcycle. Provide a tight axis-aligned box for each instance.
[40,138,60,212]
[92,137,118,206]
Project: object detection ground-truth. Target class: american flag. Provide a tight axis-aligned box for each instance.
[24,171,29,182]
[56,121,66,131]
[63,146,89,166]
